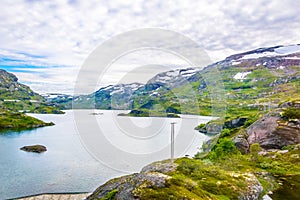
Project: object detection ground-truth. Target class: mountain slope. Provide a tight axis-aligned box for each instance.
[0,69,63,114]
[0,69,43,101]
[87,44,300,200]
[0,69,62,131]
[128,44,300,117]
[50,44,299,119]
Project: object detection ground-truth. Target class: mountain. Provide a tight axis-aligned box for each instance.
[51,82,144,109]
[0,69,63,131]
[50,44,299,118]
[0,69,63,114]
[128,44,300,117]
[0,69,43,101]
[86,44,300,200]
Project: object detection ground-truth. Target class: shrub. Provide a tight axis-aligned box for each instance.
[209,138,239,160]
[282,108,300,120]
[220,128,231,138]
[250,143,261,162]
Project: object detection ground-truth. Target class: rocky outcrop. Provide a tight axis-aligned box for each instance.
[225,117,247,129]
[87,160,265,200]
[87,161,177,200]
[20,145,47,153]
[140,160,178,174]
[198,118,247,135]
[238,173,263,200]
[234,131,250,154]
[247,111,300,149]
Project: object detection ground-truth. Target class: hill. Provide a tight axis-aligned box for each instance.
[0,69,62,131]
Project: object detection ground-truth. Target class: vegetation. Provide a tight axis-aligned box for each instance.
[100,189,118,200]
[0,69,63,131]
[132,142,300,199]
[0,109,54,132]
[281,107,300,120]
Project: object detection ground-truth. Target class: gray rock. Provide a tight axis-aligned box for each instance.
[225,117,247,129]
[238,173,263,200]
[86,172,170,200]
[20,145,47,153]
[141,160,177,174]
[234,134,250,154]
[247,111,300,149]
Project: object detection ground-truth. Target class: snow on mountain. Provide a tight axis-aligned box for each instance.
[233,44,300,60]
[148,68,201,84]
[233,72,252,80]
[96,82,144,95]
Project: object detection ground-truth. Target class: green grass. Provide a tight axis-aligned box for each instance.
[0,110,54,131]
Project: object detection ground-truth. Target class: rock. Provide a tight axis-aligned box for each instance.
[86,172,171,200]
[234,134,250,154]
[279,101,300,108]
[199,117,248,136]
[238,173,263,200]
[20,145,47,153]
[140,160,177,174]
[87,161,176,199]
[205,122,223,135]
[247,111,300,149]
[225,117,247,129]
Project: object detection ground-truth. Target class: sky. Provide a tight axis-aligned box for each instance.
[0,0,299,94]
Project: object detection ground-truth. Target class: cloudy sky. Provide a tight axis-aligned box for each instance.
[0,0,299,94]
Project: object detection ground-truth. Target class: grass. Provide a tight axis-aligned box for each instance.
[133,143,300,199]
[0,109,54,131]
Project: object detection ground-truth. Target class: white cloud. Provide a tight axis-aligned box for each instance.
[0,0,299,94]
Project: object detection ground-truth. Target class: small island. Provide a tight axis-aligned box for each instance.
[118,109,180,118]
[20,145,47,153]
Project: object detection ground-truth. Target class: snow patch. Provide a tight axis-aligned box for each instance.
[233,72,251,80]
[275,45,300,54]
[166,71,179,77]
[110,88,123,95]
[232,61,241,65]
[240,45,300,60]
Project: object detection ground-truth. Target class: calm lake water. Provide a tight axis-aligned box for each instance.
[0,110,215,199]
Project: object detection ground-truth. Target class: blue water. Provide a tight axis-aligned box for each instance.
[0,110,214,199]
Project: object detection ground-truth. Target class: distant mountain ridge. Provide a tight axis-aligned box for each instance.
[50,44,300,116]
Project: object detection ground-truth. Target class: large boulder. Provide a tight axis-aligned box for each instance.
[234,132,250,154]
[247,112,300,149]
[87,172,170,200]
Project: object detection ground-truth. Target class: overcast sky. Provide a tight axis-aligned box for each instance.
[0,0,299,94]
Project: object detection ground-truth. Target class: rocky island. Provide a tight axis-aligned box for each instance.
[20,145,47,153]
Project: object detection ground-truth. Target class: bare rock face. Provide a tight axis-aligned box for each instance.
[87,161,176,200]
[247,112,300,149]
[86,172,171,200]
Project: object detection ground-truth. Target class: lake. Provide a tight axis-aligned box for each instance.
[0,110,215,199]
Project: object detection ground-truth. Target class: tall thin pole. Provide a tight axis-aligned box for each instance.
[170,122,176,162]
